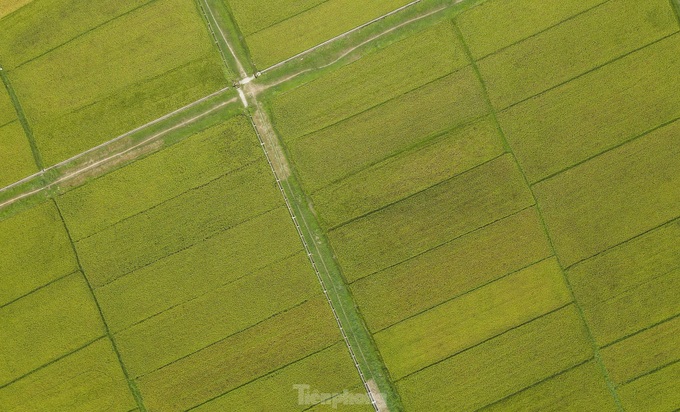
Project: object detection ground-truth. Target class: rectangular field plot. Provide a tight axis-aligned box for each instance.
[112,251,319,376]
[57,116,260,241]
[0,273,104,386]
[477,0,679,109]
[456,0,606,59]
[8,0,225,165]
[0,339,136,412]
[0,120,37,187]
[351,207,552,332]
[567,218,680,344]
[396,306,593,411]
[191,342,363,411]
[534,118,680,268]
[288,67,488,193]
[75,160,281,285]
[601,316,680,386]
[375,258,570,379]
[478,361,618,412]
[235,0,413,68]
[499,34,680,183]
[329,155,534,282]
[0,0,148,69]
[136,295,343,412]
[0,201,77,306]
[618,361,680,412]
[270,21,468,140]
[94,210,303,333]
[311,117,504,229]
[225,0,326,36]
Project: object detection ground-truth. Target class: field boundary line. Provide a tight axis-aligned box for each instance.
[308,113,492,201]
[53,200,148,411]
[0,86,231,195]
[209,1,449,398]
[90,205,281,290]
[243,0,334,38]
[532,114,680,186]
[0,67,43,169]
[257,2,450,91]
[452,21,624,411]
[245,104,394,411]
[372,255,555,334]
[620,357,680,387]
[471,358,594,412]
[498,30,680,113]
[0,337,104,391]
[108,248,307,335]
[671,0,680,27]
[196,0,232,75]
[352,204,536,284]
[12,0,159,71]
[467,0,611,61]
[0,97,237,210]
[260,0,422,74]
[0,270,79,310]
[602,312,680,349]
[184,339,342,411]
[134,299,320,380]
[282,62,467,145]
[200,0,247,78]
[396,303,574,382]
[73,157,262,243]
[565,214,680,271]
[0,118,15,129]
[327,152,506,232]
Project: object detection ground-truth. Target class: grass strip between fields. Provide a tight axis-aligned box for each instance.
[243,105,402,411]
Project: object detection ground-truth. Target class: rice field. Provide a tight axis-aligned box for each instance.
[227,0,413,68]
[1,0,226,166]
[1,0,679,409]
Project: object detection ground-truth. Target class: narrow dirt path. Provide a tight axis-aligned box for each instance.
[0,98,237,209]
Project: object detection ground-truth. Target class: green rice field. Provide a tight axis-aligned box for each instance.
[1,0,678,410]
